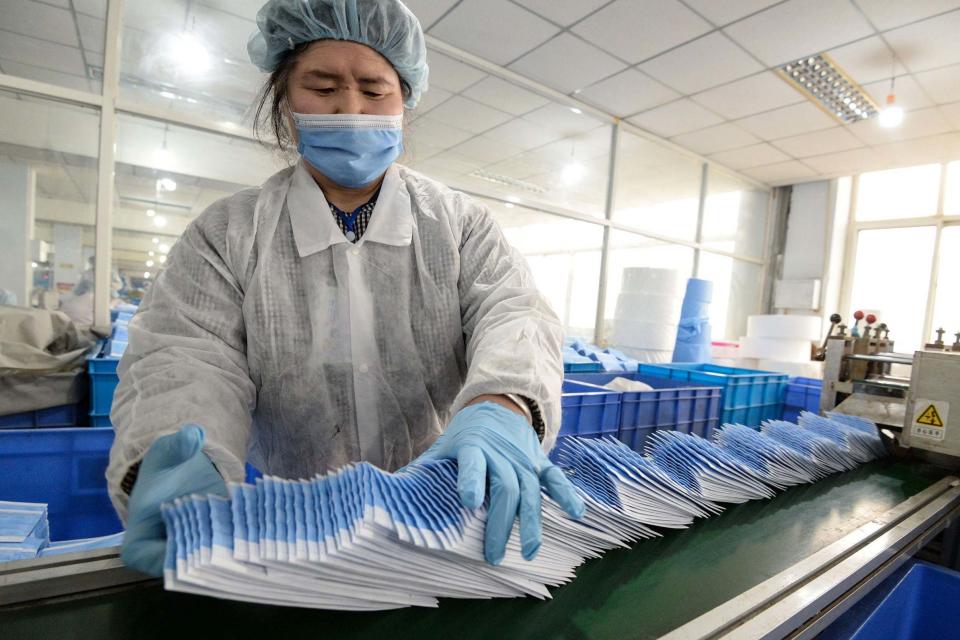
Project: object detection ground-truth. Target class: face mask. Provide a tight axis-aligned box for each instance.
[291,112,403,189]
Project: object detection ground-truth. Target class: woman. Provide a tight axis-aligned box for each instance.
[109,0,583,578]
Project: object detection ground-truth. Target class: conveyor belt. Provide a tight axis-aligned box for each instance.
[0,460,949,640]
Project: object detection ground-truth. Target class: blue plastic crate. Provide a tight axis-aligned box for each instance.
[784,376,822,413]
[88,356,121,416]
[90,415,113,427]
[0,404,79,429]
[849,562,960,640]
[781,408,801,423]
[0,427,122,541]
[637,363,787,428]
[566,372,721,452]
[563,360,604,373]
[559,380,621,438]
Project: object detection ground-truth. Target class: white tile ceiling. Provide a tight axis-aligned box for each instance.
[429,0,558,66]
[422,0,960,186]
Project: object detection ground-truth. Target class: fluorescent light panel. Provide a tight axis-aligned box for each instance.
[778,54,878,124]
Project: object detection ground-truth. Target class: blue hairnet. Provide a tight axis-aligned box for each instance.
[248,0,429,109]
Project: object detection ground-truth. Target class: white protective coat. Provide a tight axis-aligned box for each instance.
[106,161,564,520]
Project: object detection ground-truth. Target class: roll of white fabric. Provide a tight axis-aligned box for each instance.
[620,267,685,295]
[746,315,821,340]
[757,359,825,378]
[613,320,679,350]
[614,291,682,320]
[739,336,813,361]
[617,346,674,363]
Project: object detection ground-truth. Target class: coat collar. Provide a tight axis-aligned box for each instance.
[286,160,413,258]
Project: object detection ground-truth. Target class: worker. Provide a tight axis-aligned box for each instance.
[108,0,584,577]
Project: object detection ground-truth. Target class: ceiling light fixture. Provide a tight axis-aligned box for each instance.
[170,32,211,74]
[143,272,151,279]
[467,170,546,194]
[878,56,904,129]
[146,260,155,267]
[778,53,878,124]
[153,215,168,228]
[146,208,156,217]
[157,177,177,192]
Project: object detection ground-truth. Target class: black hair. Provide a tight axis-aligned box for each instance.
[252,42,412,153]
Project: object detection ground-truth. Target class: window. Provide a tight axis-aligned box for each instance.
[484,197,604,338]
[612,130,702,241]
[931,226,960,345]
[855,164,942,221]
[945,161,960,216]
[701,168,769,259]
[0,89,99,317]
[696,253,763,341]
[113,114,284,297]
[848,226,937,353]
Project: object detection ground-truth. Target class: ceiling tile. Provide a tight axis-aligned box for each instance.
[0,59,92,92]
[430,0,559,66]
[639,32,763,95]
[874,132,960,164]
[402,0,458,29]
[0,31,87,77]
[771,127,864,157]
[572,0,712,64]
[425,51,488,93]
[847,106,954,145]
[942,101,960,128]
[0,1,79,47]
[412,86,453,116]
[453,135,526,164]
[514,0,610,26]
[709,142,791,169]
[522,103,606,137]
[682,0,783,25]
[577,69,679,117]
[861,75,934,111]
[627,99,724,137]
[724,0,874,67]
[425,95,514,134]
[76,13,105,55]
[914,63,960,104]
[483,117,565,150]
[461,76,550,116]
[508,32,627,94]
[799,147,891,174]
[671,122,760,154]
[406,117,475,155]
[735,102,838,139]
[826,36,909,85]
[73,0,106,18]
[853,0,960,31]
[744,160,817,184]
[885,10,960,72]
[692,72,803,119]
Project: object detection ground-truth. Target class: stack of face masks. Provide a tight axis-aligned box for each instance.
[162,415,885,610]
[0,501,49,562]
[0,500,123,563]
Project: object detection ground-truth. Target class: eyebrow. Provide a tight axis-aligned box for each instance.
[302,69,391,86]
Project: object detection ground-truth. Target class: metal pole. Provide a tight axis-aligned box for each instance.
[93,0,124,332]
[593,122,620,345]
[692,162,709,275]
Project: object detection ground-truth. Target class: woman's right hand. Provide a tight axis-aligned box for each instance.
[121,425,227,576]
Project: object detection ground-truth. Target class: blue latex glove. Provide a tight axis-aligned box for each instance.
[121,425,227,576]
[413,401,585,565]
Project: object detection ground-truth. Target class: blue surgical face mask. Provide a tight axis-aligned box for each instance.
[291,112,404,189]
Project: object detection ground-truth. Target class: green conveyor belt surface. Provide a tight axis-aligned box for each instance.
[0,460,947,640]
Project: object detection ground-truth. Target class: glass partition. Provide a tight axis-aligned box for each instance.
[701,167,769,259]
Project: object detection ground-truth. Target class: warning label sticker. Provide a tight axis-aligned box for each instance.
[911,399,950,442]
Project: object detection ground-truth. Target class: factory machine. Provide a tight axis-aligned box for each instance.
[4,322,960,639]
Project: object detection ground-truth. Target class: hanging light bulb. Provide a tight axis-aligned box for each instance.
[878,58,904,129]
[561,144,585,186]
[878,93,904,128]
[146,209,156,218]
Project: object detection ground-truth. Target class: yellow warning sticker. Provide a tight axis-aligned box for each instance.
[911,399,949,442]
[916,405,944,428]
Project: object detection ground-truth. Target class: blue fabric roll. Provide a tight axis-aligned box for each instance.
[684,278,713,303]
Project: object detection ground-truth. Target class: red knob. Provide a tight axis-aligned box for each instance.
[854,310,864,320]
[866,313,876,324]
